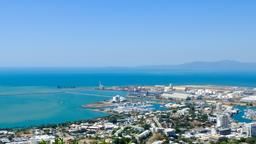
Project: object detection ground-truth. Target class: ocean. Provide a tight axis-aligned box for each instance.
[0,69,256,128]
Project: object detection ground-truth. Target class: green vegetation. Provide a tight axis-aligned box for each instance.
[39,140,47,144]
[70,139,79,144]
[173,137,195,144]
[212,137,256,144]
[142,123,151,130]
[107,114,127,124]
[53,138,65,144]
[112,137,132,144]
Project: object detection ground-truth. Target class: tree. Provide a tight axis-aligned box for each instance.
[39,140,47,144]
[53,138,65,144]
[142,123,151,130]
[240,137,246,142]
[228,139,240,144]
[71,139,79,144]
[109,116,118,124]
[245,137,256,144]
[112,137,131,144]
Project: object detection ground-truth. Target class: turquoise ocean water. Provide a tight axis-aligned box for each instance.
[0,87,127,128]
[0,69,256,128]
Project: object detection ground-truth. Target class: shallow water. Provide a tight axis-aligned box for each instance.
[0,87,126,128]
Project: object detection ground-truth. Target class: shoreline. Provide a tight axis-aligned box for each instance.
[82,100,113,109]
[0,115,111,131]
[1,84,256,130]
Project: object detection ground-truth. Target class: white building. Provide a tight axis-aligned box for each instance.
[112,95,126,103]
[164,128,176,137]
[216,102,222,113]
[161,93,190,100]
[216,114,230,129]
[136,130,151,142]
[241,96,256,103]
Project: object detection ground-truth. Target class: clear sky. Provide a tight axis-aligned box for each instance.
[0,0,255,67]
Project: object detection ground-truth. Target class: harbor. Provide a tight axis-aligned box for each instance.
[2,84,256,143]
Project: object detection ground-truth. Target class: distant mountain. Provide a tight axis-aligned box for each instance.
[138,60,256,72]
[2,60,255,73]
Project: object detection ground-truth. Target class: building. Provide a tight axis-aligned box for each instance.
[163,84,173,92]
[218,128,231,135]
[98,81,104,90]
[216,102,222,113]
[136,130,151,142]
[173,86,187,91]
[246,123,256,137]
[216,114,230,129]
[241,96,256,103]
[164,128,176,137]
[161,93,190,100]
[112,95,126,103]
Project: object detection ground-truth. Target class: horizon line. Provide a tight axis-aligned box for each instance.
[0,60,255,69]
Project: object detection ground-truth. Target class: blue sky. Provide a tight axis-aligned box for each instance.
[0,0,255,67]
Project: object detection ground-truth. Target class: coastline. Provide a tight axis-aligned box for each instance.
[0,115,111,131]
[1,84,256,144]
[0,84,256,130]
[82,100,113,109]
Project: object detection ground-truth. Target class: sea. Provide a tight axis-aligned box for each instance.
[0,68,256,128]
